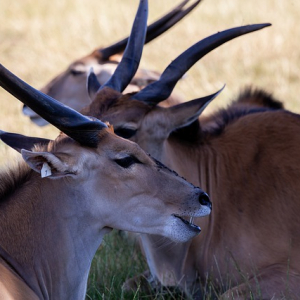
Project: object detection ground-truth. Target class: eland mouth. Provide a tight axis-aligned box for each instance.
[173,214,201,234]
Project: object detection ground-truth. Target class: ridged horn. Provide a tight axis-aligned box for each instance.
[99,0,148,92]
[0,64,107,147]
[100,0,201,60]
[133,23,271,105]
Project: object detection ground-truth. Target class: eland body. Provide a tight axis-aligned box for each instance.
[85,86,300,299]
[78,14,299,298]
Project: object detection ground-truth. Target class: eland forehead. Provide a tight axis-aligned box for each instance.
[82,88,151,124]
[48,127,157,167]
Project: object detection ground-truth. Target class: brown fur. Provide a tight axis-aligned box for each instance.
[82,86,300,299]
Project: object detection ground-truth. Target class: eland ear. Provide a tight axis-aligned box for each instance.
[166,86,224,133]
[0,131,51,153]
[87,68,101,100]
[21,149,75,179]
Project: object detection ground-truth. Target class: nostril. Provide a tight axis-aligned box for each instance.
[199,192,212,210]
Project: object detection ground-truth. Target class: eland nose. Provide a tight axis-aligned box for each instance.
[199,192,212,210]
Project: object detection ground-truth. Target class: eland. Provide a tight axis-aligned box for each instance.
[83,37,300,300]
[0,1,213,299]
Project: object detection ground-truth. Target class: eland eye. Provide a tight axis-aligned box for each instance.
[70,69,84,76]
[114,156,140,168]
[69,63,86,76]
[114,127,137,139]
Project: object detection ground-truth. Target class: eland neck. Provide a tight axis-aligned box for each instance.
[0,163,108,300]
[138,135,216,288]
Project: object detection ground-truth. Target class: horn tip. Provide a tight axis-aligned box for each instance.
[256,23,272,28]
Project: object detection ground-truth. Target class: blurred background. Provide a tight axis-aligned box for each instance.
[1,0,299,164]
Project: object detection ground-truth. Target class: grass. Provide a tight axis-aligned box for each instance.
[85,231,190,300]
[1,0,300,299]
[86,231,146,300]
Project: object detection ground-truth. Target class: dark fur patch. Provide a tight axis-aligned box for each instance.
[233,87,284,109]
[201,106,271,139]
[0,163,33,205]
[171,120,200,143]
[202,88,284,139]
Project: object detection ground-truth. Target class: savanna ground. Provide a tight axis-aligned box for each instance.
[1,0,300,299]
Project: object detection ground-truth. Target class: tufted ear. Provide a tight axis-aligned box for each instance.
[0,131,51,153]
[21,149,75,179]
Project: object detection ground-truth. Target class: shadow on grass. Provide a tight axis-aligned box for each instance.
[86,230,193,300]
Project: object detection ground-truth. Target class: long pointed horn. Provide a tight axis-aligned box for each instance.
[100,0,201,60]
[133,23,271,105]
[99,0,148,92]
[0,64,107,147]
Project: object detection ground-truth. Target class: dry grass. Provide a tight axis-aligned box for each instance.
[1,0,300,164]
